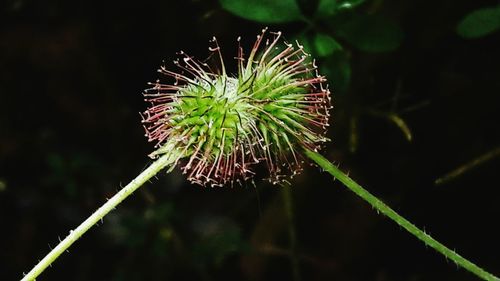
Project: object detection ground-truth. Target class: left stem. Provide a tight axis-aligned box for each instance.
[22,153,177,281]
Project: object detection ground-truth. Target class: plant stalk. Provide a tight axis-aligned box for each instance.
[21,153,177,281]
[303,148,499,281]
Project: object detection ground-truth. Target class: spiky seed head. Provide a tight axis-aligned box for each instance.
[141,28,331,187]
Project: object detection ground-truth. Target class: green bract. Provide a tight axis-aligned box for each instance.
[142,28,331,187]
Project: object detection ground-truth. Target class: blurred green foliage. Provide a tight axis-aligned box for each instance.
[219,0,408,142]
[0,179,6,192]
[191,217,246,267]
[313,33,342,57]
[457,5,500,38]
[219,0,303,23]
[334,14,403,52]
[44,152,104,199]
[318,0,366,17]
[220,0,403,95]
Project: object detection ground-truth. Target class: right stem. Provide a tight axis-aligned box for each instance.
[304,148,499,281]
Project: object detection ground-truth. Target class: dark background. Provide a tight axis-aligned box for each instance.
[1,0,499,280]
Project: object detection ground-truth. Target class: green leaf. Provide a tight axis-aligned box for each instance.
[317,0,366,17]
[335,14,403,52]
[318,0,337,16]
[336,0,366,11]
[314,33,342,57]
[286,32,317,57]
[289,33,314,54]
[219,0,303,23]
[298,35,314,55]
[456,6,500,39]
[321,51,351,94]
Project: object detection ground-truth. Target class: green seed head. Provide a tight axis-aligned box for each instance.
[142,28,331,187]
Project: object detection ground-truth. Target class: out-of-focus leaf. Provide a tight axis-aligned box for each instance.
[337,0,366,11]
[191,216,244,266]
[336,14,403,52]
[317,0,366,17]
[0,179,6,192]
[318,0,337,17]
[44,153,101,198]
[219,0,303,23]
[387,113,412,142]
[456,6,500,38]
[296,0,320,18]
[292,33,314,55]
[435,146,500,185]
[314,33,342,57]
[321,51,351,94]
[366,110,412,142]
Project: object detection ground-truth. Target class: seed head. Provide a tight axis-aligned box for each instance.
[141,28,331,187]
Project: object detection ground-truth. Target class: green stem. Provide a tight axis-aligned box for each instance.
[303,148,499,281]
[21,153,177,281]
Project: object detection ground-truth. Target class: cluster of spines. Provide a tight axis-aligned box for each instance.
[142,28,331,187]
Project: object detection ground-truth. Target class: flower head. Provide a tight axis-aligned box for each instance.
[141,28,331,187]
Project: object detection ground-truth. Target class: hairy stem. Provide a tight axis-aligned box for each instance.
[21,153,178,281]
[304,148,499,281]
